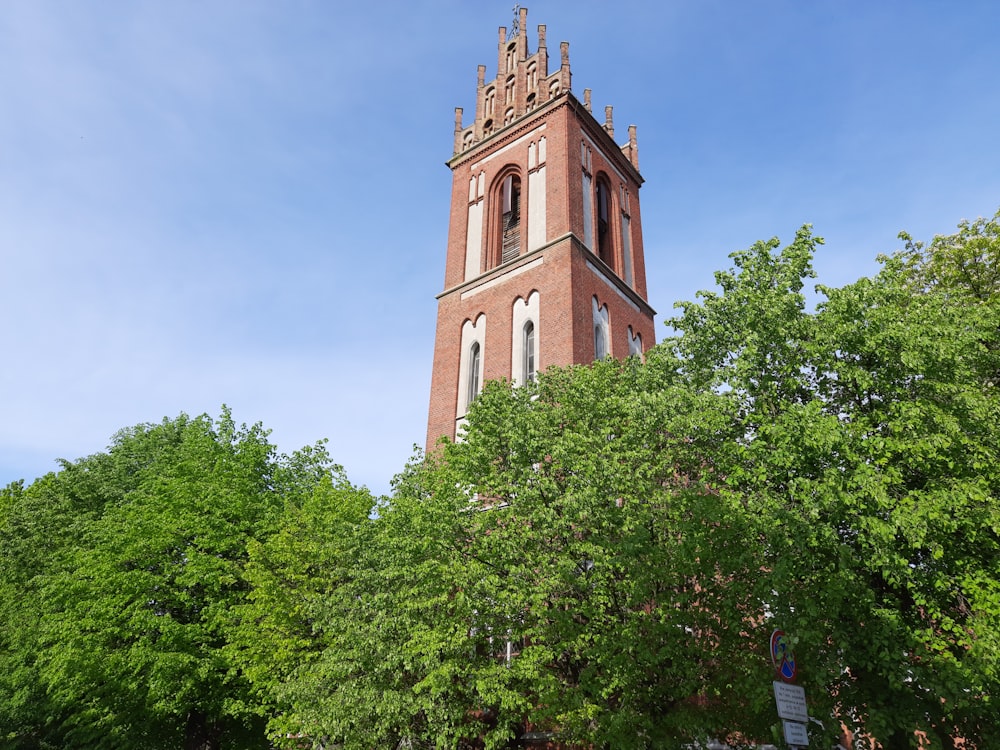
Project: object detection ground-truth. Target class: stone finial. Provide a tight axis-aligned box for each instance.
[498,26,507,74]
[537,24,549,80]
[626,124,639,171]
[583,88,592,113]
[474,65,486,125]
[604,105,614,138]
[453,107,464,154]
[559,41,571,90]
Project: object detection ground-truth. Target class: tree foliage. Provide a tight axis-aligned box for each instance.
[231,459,376,743]
[666,214,1000,747]
[0,409,362,750]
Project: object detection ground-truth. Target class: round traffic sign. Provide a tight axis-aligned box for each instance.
[770,629,797,682]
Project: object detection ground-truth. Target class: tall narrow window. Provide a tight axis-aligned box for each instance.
[500,175,521,264]
[596,179,613,268]
[523,321,536,383]
[467,342,481,408]
[459,315,487,422]
[511,292,539,387]
[594,324,607,360]
[592,297,610,361]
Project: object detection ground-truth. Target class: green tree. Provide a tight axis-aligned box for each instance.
[232,459,376,745]
[1,450,134,748]
[261,452,492,749]
[667,216,1000,747]
[0,409,340,750]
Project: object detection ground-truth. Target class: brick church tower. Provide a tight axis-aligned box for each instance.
[426,7,655,449]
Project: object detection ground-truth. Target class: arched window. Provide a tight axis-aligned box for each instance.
[459,315,486,421]
[467,341,481,408]
[523,321,536,383]
[485,87,496,117]
[499,174,521,264]
[511,292,539,386]
[596,178,614,269]
[504,107,515,126]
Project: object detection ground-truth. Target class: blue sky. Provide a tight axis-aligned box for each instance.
[2,1,999,496]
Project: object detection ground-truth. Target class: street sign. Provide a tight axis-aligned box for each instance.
[782,719,809,746]
[768,630,810,747]
[773,681,808,723]
[770,629,797,682]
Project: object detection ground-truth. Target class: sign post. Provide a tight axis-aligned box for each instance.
[770,630,808,748]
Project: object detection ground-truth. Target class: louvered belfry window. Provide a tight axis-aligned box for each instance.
[501,175,521,264]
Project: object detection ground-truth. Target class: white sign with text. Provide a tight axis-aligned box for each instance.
[773,681,808,723]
